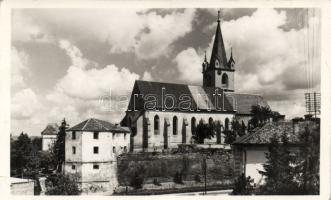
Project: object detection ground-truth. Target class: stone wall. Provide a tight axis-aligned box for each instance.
[117,146,234,187]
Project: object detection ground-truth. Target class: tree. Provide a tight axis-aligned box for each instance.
[258,132,299,194]
[192,119,215,144]
[249,105,273,131]
[297,123,320,194]
[11,132,34,177]
[52,119,68,172]
[45,173,81,195]
[232,173,254,195]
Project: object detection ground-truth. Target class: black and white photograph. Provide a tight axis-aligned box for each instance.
[6,4,323,196]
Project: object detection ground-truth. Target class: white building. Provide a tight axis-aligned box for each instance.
[64,118,130,194]
[232,118,319,186]
[41,123,59,151]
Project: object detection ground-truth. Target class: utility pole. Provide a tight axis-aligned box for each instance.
[305,92,320,118]
[202,156,207,195]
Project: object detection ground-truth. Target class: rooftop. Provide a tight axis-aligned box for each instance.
[67,118,130,133]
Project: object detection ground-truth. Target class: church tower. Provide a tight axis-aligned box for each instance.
[202,10,235,92]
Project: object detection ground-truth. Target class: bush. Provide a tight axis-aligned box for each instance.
[231,173,254,195]
[45,173,81,195]
[153,178,161,186]
[173,172,183,184]
[194,174,201,183]
[129,164,146,189]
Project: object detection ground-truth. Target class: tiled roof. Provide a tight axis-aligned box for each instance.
[41,123,59,135]
[127,80,235,112]
[226,93,269,115]
[233,120,319,145]
[67,118,130,133]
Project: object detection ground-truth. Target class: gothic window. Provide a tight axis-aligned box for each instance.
[225,118,229,131]
[154,115,160,135]
[222,73,229,87]
[173,116,178,135]
[191,117,196,135]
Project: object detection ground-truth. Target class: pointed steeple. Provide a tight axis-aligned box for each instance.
[210,10,228,69]
[228,47,235,68]
[202,50,209,73]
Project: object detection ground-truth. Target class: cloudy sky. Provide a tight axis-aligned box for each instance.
[11,8,321,136]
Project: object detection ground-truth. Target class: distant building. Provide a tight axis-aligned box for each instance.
[121,12,268,152]
[232,118,320,186]
[10,177,35,195]
[41,123,59,151]
[64,118,130,194]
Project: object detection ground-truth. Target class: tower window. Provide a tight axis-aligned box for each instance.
[215,59,219,68]
[93,164,99,170]
[222,73,229,87]
[72,165,76,170]
[72,146,76,154]
[72,131,76,140]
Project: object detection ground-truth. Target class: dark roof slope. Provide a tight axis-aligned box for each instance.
[41,123,59,135]
[226,93,269,115]
[233,120,319,145]
[67,118,130,133]
[127,80,235,112]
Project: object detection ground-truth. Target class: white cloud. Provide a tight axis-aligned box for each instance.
[11,48,29,91]
[12,9,196,60]
[11,88,42,120]
[142,71,153,81]
[174,47,202,84]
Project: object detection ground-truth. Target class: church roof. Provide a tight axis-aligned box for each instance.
[226,93,269,115]
[232,120,319,146]
[67,118,130,133]
[127,80,235,112]
[41,123,59,135]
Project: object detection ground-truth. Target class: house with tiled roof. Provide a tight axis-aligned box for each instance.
[121,11,269,152]
[232,118,319,186]
[41,123,59,151]
[64,118,130,194]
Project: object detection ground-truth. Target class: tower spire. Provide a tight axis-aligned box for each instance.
[210,9,227,69]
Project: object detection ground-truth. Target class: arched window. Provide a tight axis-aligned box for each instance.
[154,115,160,135]
[191,117,196,135]
[173,116,178,135]
[225,118,229,130]
[208,117,213,126]
[222,73,229,87]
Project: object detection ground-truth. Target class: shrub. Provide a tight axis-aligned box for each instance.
[231,173,254,195]
[45,173,81,195]
[194,174,201,183]
[173,171,183,184]
[153,178,161,186]
[129,164,146,189]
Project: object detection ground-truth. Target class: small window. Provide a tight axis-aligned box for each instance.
[72,165,76,170]
[72,146,76,154]
[93,164,99,170]
[173,116,178,135]
[124,133,127,140]
[72,131,76,140]
[124,146,127,153]
[113,146,116,153]
[93,132,99,139]
[93,146,99,154]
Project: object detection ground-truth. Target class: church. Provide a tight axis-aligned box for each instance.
[121,11,268,152]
